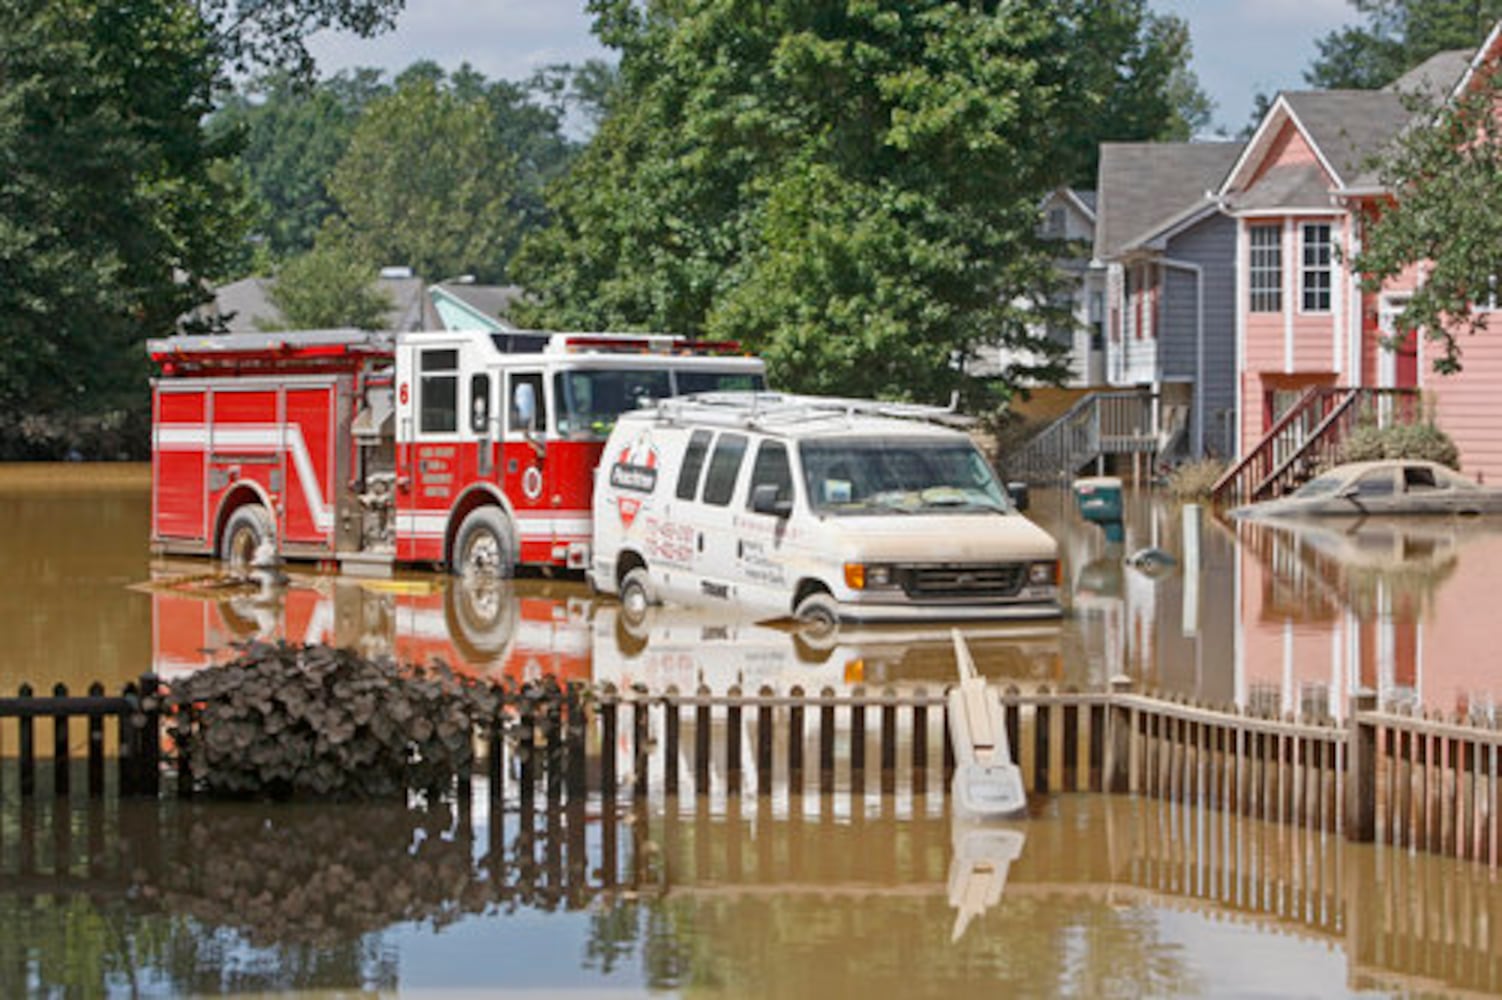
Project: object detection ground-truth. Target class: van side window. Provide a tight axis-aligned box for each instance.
[747,440,792,509]
[677,430,712,500]
[701,433,748,506]
[419,349,458,433]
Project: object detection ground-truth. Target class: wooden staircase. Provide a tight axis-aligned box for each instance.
[1004,390,1159,484]
[1210,387,1421,506]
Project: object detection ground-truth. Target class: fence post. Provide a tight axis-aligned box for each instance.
[1105,676,1133,794]
[138,674,161,798]
[1345,690,1378,842]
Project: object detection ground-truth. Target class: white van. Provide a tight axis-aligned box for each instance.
[589,393,1061,624]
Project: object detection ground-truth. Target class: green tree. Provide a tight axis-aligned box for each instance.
[0,0,404,456]
[1352,74,1502,374]
[1306,1,1502,90]
[212,69,390,260]
[0,0,241,422]
[262,236,393,331]
[515,0,1199,403]
[328,76,521,283]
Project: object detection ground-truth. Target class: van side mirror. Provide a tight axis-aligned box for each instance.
[751,483,792,518]
[1007,481,1029,512]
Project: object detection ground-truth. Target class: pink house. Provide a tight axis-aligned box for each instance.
[1218,33,1502,483]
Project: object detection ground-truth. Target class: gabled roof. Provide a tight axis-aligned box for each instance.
[430,282,523,332]
[1223,47,1477,203]
[1389,48,1472,99]
[1093,141,1243,261]
[184,273,432,334]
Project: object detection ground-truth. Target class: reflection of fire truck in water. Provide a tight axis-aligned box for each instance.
[147,328,765,575]
[149,576,593,684]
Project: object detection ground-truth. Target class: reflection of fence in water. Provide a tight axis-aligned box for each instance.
[5,792,1502,995]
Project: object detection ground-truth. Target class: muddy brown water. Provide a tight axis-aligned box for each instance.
[4,464,1502,995]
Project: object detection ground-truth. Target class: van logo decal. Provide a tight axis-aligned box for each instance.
[609,434,660,527]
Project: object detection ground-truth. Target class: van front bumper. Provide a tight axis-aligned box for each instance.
[832,597,1063,624]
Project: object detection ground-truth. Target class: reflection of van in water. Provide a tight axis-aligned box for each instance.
[590,393,1062,623]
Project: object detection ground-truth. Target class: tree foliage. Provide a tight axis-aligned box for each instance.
[211,70,389,260]
[1306,0,1502,89]
[328,76,521,283]
[514,0,1203,403]
[262,236,393,331]
[0,0,240,421]
[0,0,404,453]
[1352,75,1502,374]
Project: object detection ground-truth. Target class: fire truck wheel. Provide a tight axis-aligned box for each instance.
[618,567,654,626]
[221,505,275,572]
[452,507,517,580]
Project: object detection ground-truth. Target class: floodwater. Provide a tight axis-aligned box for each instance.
[6,463,1502,995]
[4,790,1499,997]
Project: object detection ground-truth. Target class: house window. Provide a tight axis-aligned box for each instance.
[1301,223,1332,312]
[1124,268,1138,340]
[1249,225,1282,313]
[1043,206,1066,238]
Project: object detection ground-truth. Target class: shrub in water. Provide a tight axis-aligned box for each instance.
[152,642,523,800]
[1337,420,1459,469]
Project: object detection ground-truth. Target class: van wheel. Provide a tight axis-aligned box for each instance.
[452,507,517,580]
[221,505,275,573]
[619,567,653,626]
[794,591,840,635]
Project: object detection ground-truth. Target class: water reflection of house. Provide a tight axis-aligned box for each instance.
[1233,517,1501,719]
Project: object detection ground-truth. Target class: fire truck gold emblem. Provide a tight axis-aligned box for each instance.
[521,466,543,500]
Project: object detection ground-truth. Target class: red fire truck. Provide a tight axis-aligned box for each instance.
[147,327,765,576]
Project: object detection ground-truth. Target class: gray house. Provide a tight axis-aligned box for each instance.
[1093,142,1244,460]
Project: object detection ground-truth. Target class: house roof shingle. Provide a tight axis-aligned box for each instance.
[1093,141,1244,261]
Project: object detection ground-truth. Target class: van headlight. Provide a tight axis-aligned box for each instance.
[844,562,896,589]
[1028,561,1060,587]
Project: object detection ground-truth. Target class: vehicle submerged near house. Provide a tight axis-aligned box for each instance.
[1220,38,1502,485]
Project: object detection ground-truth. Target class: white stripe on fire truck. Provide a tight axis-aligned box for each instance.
[155,424,333,533]
[394,513,592,538]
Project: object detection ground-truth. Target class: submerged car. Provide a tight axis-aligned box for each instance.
[1231,460,1502,519]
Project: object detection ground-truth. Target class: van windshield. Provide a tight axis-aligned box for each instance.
[555,368,767,437]
[799,438,1011,515]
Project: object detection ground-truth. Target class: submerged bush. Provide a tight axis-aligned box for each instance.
[152,642,522,800]
[1337,420,1459,469]
[1164,458,1226,500]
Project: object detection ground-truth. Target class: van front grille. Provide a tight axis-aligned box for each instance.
[899,563,1026,599]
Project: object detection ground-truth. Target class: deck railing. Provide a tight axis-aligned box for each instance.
[1004,390,1158,484]
[1210,387,1423,506]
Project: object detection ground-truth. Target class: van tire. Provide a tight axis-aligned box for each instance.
[619,567,654,626]
[221,505,275,573]
[452,507,517,580]
[793,591,840,634]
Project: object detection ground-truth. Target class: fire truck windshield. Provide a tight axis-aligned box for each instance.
[554,368,766,437]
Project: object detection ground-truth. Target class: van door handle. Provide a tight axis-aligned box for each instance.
[697,533,704,552]
[736,541,743,558]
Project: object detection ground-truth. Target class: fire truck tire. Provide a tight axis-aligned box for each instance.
[452,506,517,580]
[221,505,275,572]
[618,567,654,627]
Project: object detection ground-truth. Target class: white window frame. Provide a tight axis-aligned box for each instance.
[1249,225,1282,313]
[1300,222,1333,314]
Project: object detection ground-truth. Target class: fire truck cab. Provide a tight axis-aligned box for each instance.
[148,327,765,577]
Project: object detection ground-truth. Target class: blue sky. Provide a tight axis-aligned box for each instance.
[306,0,1361,136]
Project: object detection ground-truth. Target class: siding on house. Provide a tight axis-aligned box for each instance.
[1160,212,1238,457]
